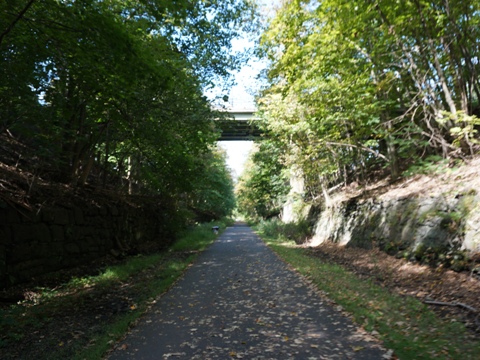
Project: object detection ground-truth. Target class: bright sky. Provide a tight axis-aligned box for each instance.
[217,61,262,181]
[217,56,262,181]
[218,140,254,181]
[216,0,278,181]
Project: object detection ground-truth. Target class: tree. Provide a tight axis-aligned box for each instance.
[187,147,236,221]
[0,0,256,194]
[0,0,257,232]
[236,140,290,220]
[257,0,480,203]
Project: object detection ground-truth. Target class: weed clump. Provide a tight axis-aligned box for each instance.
[256,218,313,244]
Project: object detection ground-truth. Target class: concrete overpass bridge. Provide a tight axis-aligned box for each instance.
[216,109,261,141]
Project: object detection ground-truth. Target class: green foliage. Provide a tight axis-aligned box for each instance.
[172,219,233,252]
[186,147,236,221]
[257,0,480,200]
[438,111,480,152]
[236,140,290,221]
[0,0,256,225]
[403,155,449,177]
[255,218,312,245]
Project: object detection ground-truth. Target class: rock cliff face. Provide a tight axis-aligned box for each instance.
[302,159,480,268]
[310,191,479,251]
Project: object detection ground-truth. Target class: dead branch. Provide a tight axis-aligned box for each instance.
[424,299,478,313]
[325,141,389,161]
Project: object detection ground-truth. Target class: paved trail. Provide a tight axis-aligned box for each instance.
[108,224,387,359]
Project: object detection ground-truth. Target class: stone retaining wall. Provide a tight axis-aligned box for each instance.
[0,199,174,288]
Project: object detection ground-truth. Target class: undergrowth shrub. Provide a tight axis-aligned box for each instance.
[171,218,234,252]
[257,218,312,244]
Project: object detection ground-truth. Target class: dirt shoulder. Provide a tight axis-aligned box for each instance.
[0,251,192,359]
[306,242,480,334]
[329,157,480,208]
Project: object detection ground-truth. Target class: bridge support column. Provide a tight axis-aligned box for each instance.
[281,167,309,223]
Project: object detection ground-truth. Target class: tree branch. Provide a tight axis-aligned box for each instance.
[424,299,478,313]
[325,141,389,162]
[0,0,37,47]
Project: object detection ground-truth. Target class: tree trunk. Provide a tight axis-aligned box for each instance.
[103,123,110,189]
[79,156,94,186]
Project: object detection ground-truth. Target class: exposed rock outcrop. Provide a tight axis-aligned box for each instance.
[302,159,480,269]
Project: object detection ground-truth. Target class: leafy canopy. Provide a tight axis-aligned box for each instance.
[0,0,257,223]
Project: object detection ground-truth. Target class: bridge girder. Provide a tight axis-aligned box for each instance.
[216,110,262,141]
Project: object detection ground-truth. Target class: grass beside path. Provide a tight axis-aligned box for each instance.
[254,224,480,360]
[0,219,232,360]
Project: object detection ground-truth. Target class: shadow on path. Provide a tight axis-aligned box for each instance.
[108,224,387,359]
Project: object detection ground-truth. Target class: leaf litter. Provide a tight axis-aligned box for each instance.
[107,225,389,359]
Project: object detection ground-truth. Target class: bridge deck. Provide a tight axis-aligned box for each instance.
[216,110,261,141]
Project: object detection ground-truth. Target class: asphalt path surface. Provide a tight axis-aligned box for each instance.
[108,223,387,359]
